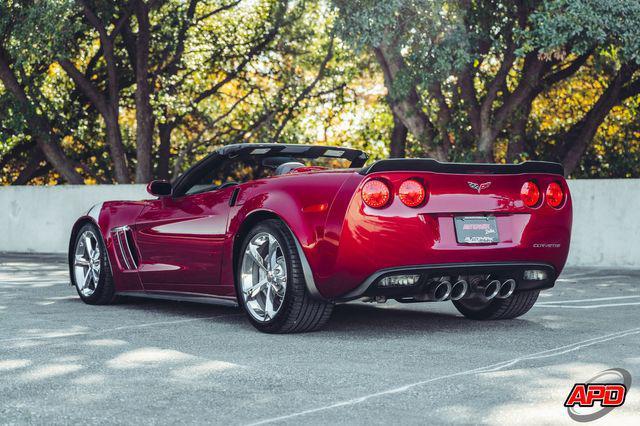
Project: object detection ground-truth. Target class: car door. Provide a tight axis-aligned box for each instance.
[133,186,235,296]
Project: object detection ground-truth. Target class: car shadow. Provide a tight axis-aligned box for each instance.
[323,302,543,335]
[61,294,241,319]
[62,295,543,337]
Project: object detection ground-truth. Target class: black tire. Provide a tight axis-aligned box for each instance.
[452,290,539,320]
[236,219,333,333]
[70,223,118,305]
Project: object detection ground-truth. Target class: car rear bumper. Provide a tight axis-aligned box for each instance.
[332,261,557,302]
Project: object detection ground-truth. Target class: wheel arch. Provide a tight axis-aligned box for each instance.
[231,209,327,302]
[68,217,100,286]
[68,215,117,292]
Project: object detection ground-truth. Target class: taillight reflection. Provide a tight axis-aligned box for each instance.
[362,180,390,208]
[520,181,541,207]
[398,179,426,207]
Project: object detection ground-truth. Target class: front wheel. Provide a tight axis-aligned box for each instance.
[452,290,540,320]
[70,223,117,305]
[237,219,333,333]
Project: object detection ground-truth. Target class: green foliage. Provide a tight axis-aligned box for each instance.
[0,0,82,64]
[1,0,639,183]
[333,0,640,174]
[523,0,640,63]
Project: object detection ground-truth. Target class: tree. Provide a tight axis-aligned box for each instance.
[0,0,85,183]
[333,0,640,174]
[3,0,639,183]
[1,0,354,184]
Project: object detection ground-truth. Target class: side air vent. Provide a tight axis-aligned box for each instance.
[111,225,138,270]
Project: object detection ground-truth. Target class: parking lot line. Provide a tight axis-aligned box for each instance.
[534,301,640,309]
[0,314,241,343]
[246,326,640,425]
[537,295,640,304]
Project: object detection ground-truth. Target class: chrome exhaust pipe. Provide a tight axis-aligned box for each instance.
[450,279,468,301]
[476,279,501,300]
[425,280,452,301]
[496,279,516,299]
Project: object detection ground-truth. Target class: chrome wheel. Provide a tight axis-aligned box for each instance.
[73,230,101,297]
[240,232,287,322]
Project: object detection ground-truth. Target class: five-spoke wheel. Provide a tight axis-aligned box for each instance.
[237,219,334,333]
[73,230,101,297]
[70,223,116,305]
[240,232,287,322]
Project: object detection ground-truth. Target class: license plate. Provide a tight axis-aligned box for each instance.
[454,216,499,244]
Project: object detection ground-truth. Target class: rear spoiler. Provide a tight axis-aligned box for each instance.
[360,158,564,176]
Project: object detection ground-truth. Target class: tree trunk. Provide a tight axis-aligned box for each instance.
[373,44,446,161]
[506,101,533,162]
[560,67,633,175]
[104,110,130,183]
[32,128,85,184]
[134,0,154,183]
[58,59,129,183]
[157,123,174,180]
[0,47,84,184]
[506,121,527,163]
[473,54,547,163]
[60,1,131,183]
[476,130,495,162]
[12,148,45,185]
[389,112,407,158]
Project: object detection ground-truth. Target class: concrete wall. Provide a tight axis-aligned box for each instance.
[0,185,148,254]
[1,180,639,267]
[566,179,640,267]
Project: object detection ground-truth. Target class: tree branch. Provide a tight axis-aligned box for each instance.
[492,53,548,140]
[271,35,334,142]
[458,66,481,138]
[58,59,109,116]
[560,65,638,174]
[374,40,445,160]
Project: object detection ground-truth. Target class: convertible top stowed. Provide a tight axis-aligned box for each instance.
[171,143,369,196]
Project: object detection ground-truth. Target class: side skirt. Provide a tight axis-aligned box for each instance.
[116,291,239,307]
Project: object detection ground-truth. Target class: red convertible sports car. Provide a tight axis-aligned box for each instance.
[69,143,572,333]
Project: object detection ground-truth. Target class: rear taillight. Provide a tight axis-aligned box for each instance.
[546,182,564,208]
[398,179,426,207]
[362,179,390,208]
[520,181,540,207]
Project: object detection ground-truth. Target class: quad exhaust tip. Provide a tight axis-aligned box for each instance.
[496,279,516,299]
[480,279,501,300]
[428,280,452,302]
[450,279,468,301]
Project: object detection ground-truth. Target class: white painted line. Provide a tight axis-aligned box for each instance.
[534,302,640,309]
[537,295,640,304]
[557,273,636,281]
[568,274,633,280]
[0,314,242,343]
[245,327,640,426]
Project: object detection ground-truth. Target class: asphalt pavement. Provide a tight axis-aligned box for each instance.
[1,253,639,425]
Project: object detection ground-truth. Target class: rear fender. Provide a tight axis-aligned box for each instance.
[224,175,356,300]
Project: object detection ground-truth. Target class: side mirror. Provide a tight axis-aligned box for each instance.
[147,180,172,197]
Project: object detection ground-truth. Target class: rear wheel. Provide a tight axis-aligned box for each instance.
[70,223,117,305]
[237,219,333,333]
[452,290,539,320]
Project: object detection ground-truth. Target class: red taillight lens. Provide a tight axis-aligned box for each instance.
[362,180,390,208]
[546,182,564,208]
[398,179,426,207]
[520,181,540,207]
